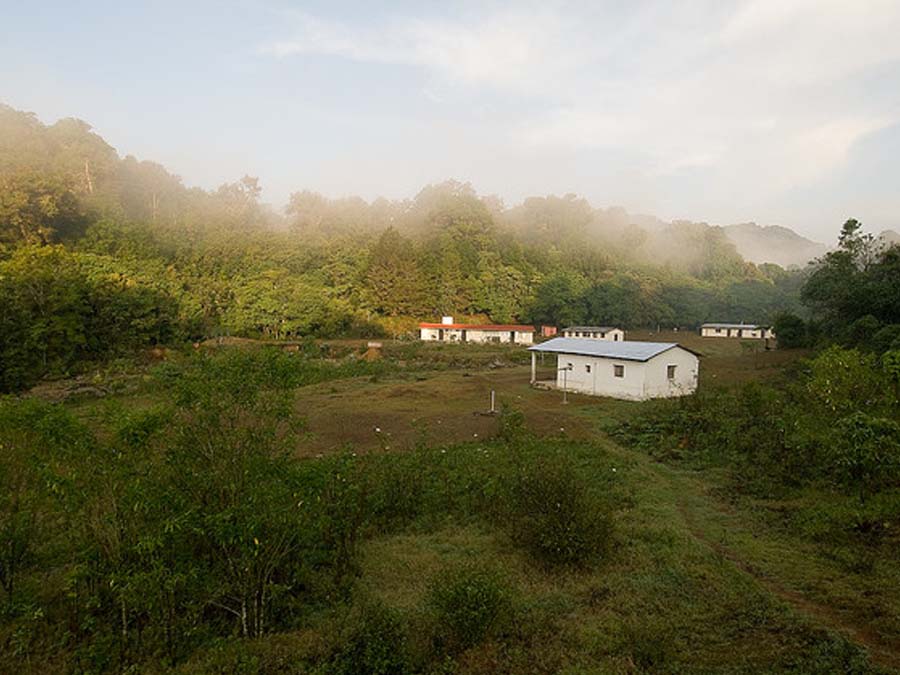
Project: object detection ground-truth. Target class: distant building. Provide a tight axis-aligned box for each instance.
[700,323,774,339]
[529,338,699,401]
[541,325,558,338]
[419,317,534,344]
[561,326,625,341]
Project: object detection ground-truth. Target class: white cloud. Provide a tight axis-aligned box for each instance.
[261,7,587,90]
[718,0,900,86]
[260,2,900,210]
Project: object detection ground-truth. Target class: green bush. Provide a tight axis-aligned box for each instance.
[325,600,408,675]
[426,563,512,652]
[780,632,876,674]
[872,324,900,354]
[619,618,673,672]
[773,312,808,349]
[831,413,900,500]
[507,453,614,567]
[317,456,368,588]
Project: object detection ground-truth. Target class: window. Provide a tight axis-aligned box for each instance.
[585,364,591,373]
[613,364,624,378]
[667,364,677,379]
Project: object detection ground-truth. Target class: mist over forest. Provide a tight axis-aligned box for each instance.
[1,103,824,388]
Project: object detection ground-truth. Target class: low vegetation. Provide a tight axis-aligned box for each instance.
[3,104,900,673]
[3,342,899,672]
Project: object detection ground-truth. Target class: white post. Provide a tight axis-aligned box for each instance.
[558,362,571,404]
[530,352,536,384]
[490,389,496,413]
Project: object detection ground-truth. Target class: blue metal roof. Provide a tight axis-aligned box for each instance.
[528,338,697,362]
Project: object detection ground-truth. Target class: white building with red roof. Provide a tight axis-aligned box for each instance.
[418,316,534,345]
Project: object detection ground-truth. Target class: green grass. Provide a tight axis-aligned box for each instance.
[10,339,898,673]
[169,435,894,674]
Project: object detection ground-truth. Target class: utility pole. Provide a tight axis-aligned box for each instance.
[558,364,572,404]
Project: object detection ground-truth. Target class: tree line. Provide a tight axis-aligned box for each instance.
[774,219,900,352]
[0,102,813,392]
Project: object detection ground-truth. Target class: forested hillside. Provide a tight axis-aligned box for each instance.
[722,222,829,268]
[0,103,806,391]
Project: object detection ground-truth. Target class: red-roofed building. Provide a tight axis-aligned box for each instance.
[419,317,535,345]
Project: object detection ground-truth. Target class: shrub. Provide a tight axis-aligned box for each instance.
[326,600,407,675]
[773,312,808,348]
[619,618,673,672]
[426,563,512,652]
[498,404,526,442]
[848,314,881,348]
[317,456,368,588]
[781,633,875,674]
[506,453,614,567]
[872,324,900,354]
[831,412,900,500]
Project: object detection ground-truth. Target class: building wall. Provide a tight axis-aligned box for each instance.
[419,327,533,344]
[554,347,698,401]
[561,328,625,341]
[701,327,772,339]
[555,354,648,400]
[640,347,699,399]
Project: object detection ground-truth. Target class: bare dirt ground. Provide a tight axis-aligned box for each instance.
[291,365,622,456]
[291,334,811,456]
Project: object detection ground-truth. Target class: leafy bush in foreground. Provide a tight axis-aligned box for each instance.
[615,346,900,550]
[426,563,513,653]
[507,454,614,567]
[325,600,408,675]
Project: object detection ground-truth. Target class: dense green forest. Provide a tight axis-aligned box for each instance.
[0,103,810,391]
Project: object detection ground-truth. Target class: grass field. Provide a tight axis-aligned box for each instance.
[20,337,899,673]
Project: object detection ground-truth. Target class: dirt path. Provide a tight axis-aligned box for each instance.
[674,497,900,671]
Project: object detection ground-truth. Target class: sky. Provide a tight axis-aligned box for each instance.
[2,0,900,242]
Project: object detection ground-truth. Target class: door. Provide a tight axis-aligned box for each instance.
[509,331,516,343]
[438,329,444,340]
[461,329,467,342]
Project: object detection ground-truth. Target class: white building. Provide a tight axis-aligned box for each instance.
[419,317,534,344]
[561,325,625,341]
[529,338,699,401]
[700,323,774,339]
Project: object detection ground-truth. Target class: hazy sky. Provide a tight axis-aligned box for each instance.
[3,0,900,241]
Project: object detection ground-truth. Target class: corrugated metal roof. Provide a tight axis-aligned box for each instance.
[561,326,619,332]
[529,338,698,361]
[701,323,768,329]
[419,323,535,331]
